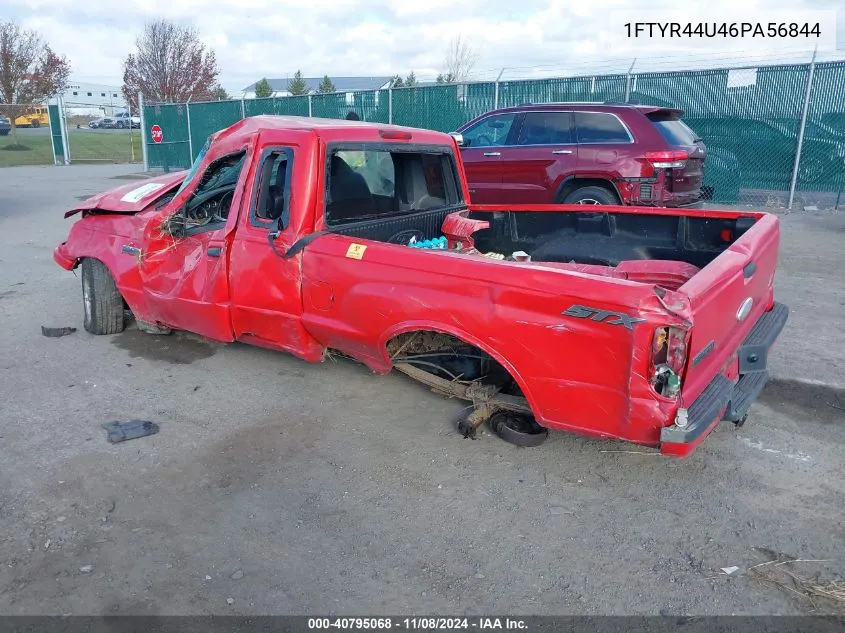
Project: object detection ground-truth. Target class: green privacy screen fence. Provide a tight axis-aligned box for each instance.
[142,60,845,207]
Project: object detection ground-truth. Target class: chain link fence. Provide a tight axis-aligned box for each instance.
[5,59,843,209]
[138,59,845,209]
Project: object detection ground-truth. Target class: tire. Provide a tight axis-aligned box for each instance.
[563,185,618,205]
[81,258,125,335]
[489,411,549,447]
[31,120,40,128]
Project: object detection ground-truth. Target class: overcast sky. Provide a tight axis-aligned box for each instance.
[6,0,845,95]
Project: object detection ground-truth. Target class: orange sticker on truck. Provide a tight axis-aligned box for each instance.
[346,243,367,260]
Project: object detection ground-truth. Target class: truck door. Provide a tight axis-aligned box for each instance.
[227,146,325,361]
[138,149,248,341]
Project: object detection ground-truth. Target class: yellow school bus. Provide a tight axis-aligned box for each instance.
[14,106,50,128]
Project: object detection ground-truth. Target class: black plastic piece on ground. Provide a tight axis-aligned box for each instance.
[102,420,160,444]
[489,411,549,447]
[41,326,77,337]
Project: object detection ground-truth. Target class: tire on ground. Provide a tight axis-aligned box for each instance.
[81,258,125,335]
[563,185,618,205]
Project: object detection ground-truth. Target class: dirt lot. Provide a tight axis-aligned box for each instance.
[0,165,843,616]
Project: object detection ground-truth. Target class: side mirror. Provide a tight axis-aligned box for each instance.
[163,212,187,238]
[449,132,465,147]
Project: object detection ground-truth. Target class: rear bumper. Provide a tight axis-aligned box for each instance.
[660,302,789,457]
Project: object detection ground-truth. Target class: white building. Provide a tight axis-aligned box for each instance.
[60,81,129,116]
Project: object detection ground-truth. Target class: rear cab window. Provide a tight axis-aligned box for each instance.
[325,146,463,226]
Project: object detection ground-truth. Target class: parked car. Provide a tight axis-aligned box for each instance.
[54,116,787,458]
[683,116,845,185]
[0,115,10,136]
[113,112,141,129]
[452,102,707,207]
[89,117,116,129]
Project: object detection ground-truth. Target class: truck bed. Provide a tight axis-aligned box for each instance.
[329,204,758,291]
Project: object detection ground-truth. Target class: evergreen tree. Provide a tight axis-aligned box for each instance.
[287,70,309,96]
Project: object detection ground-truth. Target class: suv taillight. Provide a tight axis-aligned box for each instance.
[645,150,689,169]
[650,326,690,398]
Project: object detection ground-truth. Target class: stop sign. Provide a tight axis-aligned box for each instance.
[151,124,163,144]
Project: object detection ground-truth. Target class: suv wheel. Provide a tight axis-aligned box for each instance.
[563,185,618,205]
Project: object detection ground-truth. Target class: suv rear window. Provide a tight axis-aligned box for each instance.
[574,112,631,143]
[648,114,700,146]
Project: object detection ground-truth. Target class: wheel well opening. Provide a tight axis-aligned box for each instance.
[556,178,620,203]
[386,330,524,397]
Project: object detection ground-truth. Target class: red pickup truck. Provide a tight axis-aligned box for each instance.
[54,116,788,457]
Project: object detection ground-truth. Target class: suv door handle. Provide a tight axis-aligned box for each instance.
[552,150,573,155]
[483,152,501,157]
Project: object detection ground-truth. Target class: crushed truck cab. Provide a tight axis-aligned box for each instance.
[54,116,788,458]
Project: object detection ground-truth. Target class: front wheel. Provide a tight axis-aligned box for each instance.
[563,185,618,205]
[81,258,125,335]
[31,120,40,128]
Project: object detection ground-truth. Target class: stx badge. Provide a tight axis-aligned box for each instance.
[562,304,646,330]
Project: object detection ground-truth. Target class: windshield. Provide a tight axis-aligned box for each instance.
[176,137,211,194]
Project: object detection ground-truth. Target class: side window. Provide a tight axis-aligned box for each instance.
[461,113,516,148]
[574,112,632,144]
[179,151,246,232]
[515,111,573,145]
[253,150,293,225]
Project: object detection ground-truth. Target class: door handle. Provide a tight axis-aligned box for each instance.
[207,247,222,257]
[552,150,573,155]
[483,152,501,157]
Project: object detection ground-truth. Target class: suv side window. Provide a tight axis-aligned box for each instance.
[462,113,516,148]
[574,112,632,144]
[515,111,573,145]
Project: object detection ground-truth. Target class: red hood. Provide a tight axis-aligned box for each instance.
[64,171,188,218]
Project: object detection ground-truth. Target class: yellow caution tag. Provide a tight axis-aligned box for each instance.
[345,243,367,260]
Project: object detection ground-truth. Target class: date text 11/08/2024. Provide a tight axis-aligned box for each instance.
[308,618,528,630]
[623,22,821,38]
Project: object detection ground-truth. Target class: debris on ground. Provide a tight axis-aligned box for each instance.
[102,419,160,444]
[721,566,740,575]
[79,565,93,574]
[41,326,77,338]
[747,549,844,610]
[231,570,244,580]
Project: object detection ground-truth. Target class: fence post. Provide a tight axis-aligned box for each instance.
[494,68,505,110]
[57,96,70,165]
[308,94,313,118]
[788,47,818,211]
[46,98,58,165]
[185,98,194,162]
[388,89,393,124]
[139,92,148,171]
[240,96,246,119]
[624,58,637,103]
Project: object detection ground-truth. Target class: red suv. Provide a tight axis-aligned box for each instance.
[453,103,706,207]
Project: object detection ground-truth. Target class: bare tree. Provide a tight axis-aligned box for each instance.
[0,21,70,143]
[441,34,478,83]
[122,20,220,109]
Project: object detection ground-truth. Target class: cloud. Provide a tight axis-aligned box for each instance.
[3,0,838,95]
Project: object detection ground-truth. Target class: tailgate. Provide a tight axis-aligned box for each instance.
[678,214,780,402]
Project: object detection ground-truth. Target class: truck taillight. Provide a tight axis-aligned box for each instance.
[650,326,690,398]
[645,150,688,169]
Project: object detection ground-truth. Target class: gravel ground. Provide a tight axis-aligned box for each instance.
[0,164,843,616]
